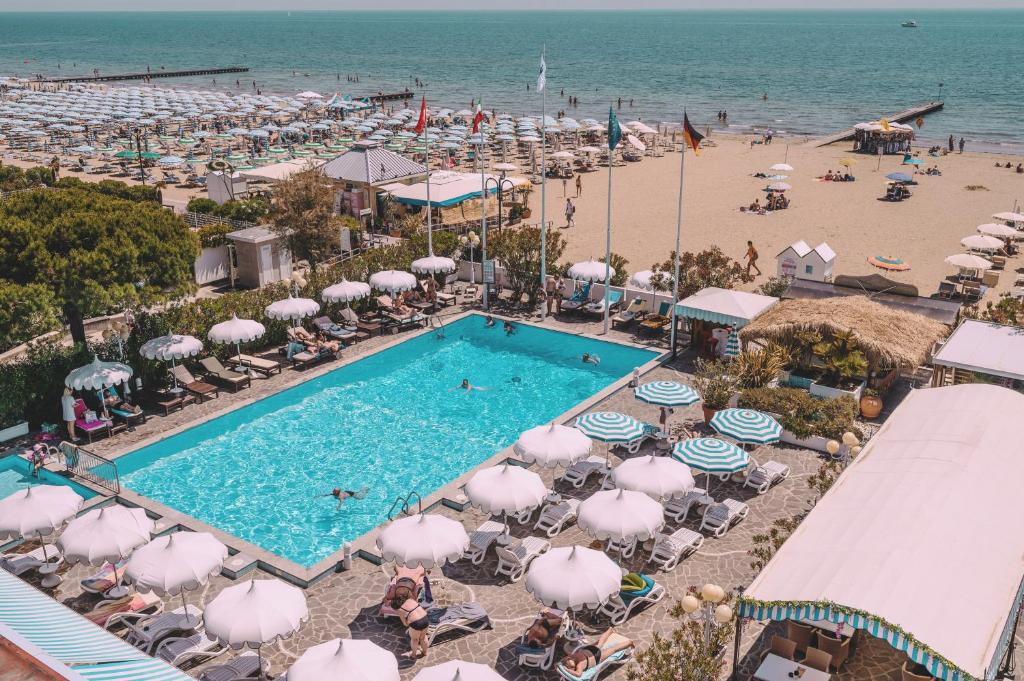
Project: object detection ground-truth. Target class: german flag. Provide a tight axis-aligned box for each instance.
[682,112,704,155]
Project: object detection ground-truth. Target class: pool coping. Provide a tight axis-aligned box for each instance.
[55,311,669,588]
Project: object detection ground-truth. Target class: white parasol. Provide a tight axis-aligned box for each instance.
[265,294,320,324]
[321,279,371,304]
[65,355,133,391]
[611,454,695,500]
[514,423,592,468]
[375,513,470,568]
[57,505,154,597]
[568,259,615,282]
[369,269,418,293]
[287,639,399,681]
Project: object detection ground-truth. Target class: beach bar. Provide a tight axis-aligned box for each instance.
[931,319,1024,390]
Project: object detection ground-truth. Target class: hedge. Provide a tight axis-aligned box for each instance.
[737,386,862,441]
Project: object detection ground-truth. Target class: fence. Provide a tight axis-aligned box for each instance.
[182,211,258,231]
[59,442,120,495]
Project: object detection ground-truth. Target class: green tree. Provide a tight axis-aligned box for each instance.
[600,252,630,287]
[0,282,62,353]
[651,246,753,300]
[0,187,199,344]
[627,594,735,681]
[268,167,344,267]
[489,226,567,305]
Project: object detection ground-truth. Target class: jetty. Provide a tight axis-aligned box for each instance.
[806,100,944,147]
[366,91,416,103]
[43,66,249,84]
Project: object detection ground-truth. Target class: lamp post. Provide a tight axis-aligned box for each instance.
[484,170,516,234]
[133,128,147,186]
[460,231,481,287]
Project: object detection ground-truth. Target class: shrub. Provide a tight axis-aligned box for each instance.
[738,386,861,441]
[196,222,233,249]
[599,252,629,287]
[734,343,786,388]
[758,275,790,298]
[692,358,738,410]
[187,197,218,214]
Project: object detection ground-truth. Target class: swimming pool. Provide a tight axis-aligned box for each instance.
[0,455,97,501]
[117,315,658,567]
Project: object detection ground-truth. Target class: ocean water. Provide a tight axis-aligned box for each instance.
[1,10,1023,150]
[116,316,658,567]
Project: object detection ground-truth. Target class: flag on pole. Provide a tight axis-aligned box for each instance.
[607,107,622,150]
[537,53,547,93]
[682,112,704,155]
[415,96,427,134]
[472,103,485,134]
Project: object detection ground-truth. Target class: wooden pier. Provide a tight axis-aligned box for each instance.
[44,66,249,84]
[366,91,416,103]
[806,100,944,147]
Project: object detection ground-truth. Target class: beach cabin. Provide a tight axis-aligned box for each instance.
[225,226,292,289]
[320,141,427,228]
[206,171,248,205]
[776,240,835,282]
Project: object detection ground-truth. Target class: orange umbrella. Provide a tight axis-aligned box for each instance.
[866,255,911,271]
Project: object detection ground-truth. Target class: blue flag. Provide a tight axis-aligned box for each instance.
[607,107,622,150]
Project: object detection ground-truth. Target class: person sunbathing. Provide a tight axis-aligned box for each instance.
[293,326,316,343]
[521,608,563,650]
[748,199,761,212]
[561,629,634,674]
[824,170,834,181]
[313,333,341,354]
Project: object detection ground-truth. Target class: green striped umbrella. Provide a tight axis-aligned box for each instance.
[723,329,741,359]
[710,408,782,445]
[575,412,646,443]
[634,381,700,407]
[672,437,749,473]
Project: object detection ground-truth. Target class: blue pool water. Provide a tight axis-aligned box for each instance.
[117,316,658,567]
[0,456,97,501]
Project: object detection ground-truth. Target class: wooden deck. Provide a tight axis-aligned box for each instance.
[44,67,249,83]
[806,100,944,147]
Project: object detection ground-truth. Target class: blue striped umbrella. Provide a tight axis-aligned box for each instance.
[723,329,740,359]
[672,437,749,473]
[575,412,646,443]
[634,381,700,407]
[710,408,782,445]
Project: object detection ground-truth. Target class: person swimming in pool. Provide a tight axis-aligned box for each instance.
[503,320,516,335]
[454,378,489,392]
[485,315,496,328]
[322,487,369,509]
[582,353,601,364]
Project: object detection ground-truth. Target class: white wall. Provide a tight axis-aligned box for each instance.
[194,246,230,285]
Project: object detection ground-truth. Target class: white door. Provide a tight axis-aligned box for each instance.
[259,244,273,285]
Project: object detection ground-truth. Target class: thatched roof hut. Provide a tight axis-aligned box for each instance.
[739,296,950,368]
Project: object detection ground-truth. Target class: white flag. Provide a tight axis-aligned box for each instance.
[537,53,546,92]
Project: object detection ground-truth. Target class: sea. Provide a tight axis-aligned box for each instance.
[2,10,1022,151]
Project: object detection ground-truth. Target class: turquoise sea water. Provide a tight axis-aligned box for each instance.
[1,10,1023,150]
[0,455,97,501]
[116,316,658,567]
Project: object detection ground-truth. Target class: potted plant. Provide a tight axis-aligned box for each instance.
[860,387,883,419]
[735,343,786,389]
[693,358,738,425]
[810,330,868,401]
[785,329,822,388]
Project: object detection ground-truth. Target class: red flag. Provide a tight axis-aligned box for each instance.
[472,104,485,134]
[415,96,427,134]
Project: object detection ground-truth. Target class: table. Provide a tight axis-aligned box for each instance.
[755,653,831,681]
[356,321,381,337]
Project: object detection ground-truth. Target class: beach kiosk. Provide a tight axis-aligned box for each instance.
[320,141,427,228]
[673,287,779,357]
[776,240,836,282]
[225,225,292,289]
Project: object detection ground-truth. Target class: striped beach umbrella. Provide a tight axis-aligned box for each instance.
[723,330,741,359]
[710,408,782,445]
[634,381,700,407]
[672,437,749,473]
[575,412,646,443]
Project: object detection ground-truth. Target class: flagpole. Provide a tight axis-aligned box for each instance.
[539,46,548,321]
[477,102,489,311]
[603,104,613,335]
[669,133,685,359]
[422,93,433,257]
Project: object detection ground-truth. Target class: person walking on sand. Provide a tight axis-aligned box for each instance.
[565,198,576,227]
[959,137,965,153]
[745,240,762,277]
[575,174,582,197]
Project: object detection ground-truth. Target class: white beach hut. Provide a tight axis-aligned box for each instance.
[775,240,836,282]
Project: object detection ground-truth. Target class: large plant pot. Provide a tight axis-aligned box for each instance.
[860,395,883,419]
[810,379,865,402]
[702,406,721,426]
[0,421,29,444]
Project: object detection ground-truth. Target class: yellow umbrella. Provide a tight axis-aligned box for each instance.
[838,158,856,167]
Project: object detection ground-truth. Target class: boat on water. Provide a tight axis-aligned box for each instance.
[902,20,918,28]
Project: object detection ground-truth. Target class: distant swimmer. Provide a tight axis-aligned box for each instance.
[503,320,516,335]
[485,315,496,328]
[582,353,601,365]
[454,378,489,392]
[323,487,369,509]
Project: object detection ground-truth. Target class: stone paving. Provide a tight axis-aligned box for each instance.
[8,305,1023,680]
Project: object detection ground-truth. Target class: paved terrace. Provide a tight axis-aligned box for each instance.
[7,305,1022,680]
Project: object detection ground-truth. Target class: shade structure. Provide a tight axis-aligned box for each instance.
[203,580,309,666]
[575,411,646,443]
[124,531,227,598]
[992,211,1024,223]
[375,513,470,568]
[513,423,592,468]
[525,545,621,610]
[321,279,371,303]
[628,269,658,290]
[65,355,132,391]
[568,259,615,282]
[208,315,266,345]
[57,506,153,567]
[945,253,993,271]
[139,334,203,361]
[769,163,794,172]
[710,408,782,445]
[672,437,749,473]
[369,269,418,293]
[287,639,399,681]
[886,172,914,183]
[977,223,1019,238]
[611,455,695,500]
[634,381,700,407]
[866,255,911,272]
[0,485,83,540]
[578,488,664,542]
[265,294,320,321]
[961,234,1004,251]
[413,660,505,681]
[464,463,546,517]
[675,286,779,328]
[767,182,792,191]
[411,254,457,274]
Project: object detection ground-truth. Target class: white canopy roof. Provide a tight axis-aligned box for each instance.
[933,320,1024,382]
[674,287,778,328]
[385,171,528,207]
[238,158,324,182]
[740,384,1024,681]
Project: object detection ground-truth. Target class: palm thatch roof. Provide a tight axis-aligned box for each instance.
[739,295,950,367]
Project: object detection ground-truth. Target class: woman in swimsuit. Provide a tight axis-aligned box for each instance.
[561,628,634,674]
[391,585,430,658]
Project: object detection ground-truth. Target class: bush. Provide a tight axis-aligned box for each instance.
[212,196,270,223]
[187,197,218,214]
[0,165,56,192]
[600,252,629,287]
[738,386,862,441]
[196,222,233,249]
[692,358,738,410]
[758,275,790,298]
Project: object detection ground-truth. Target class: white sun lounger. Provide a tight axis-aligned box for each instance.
[599,576,667,625]
[156,632,227,668]
[606,535,640,560]
[612,423,664,455]
[663,487,710,523]
[534,498,581,537]
[611,297,646,326]
[557,646,633,680]
[495,536,551,582]
[647,528,704,572]
[560,455,610,489]
[112,606,201,654]
[1,546,61,576]
[744,460,791,494]
[200,651,265,681]
[463,520,506,565]
[426,601,491,645]
[700,499,749,538]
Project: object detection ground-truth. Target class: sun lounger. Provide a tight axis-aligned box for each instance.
[584,290,623,315]
[463,520,506,565]
[557,643,633,680]
[109,405,146,428]
[156,632,227,668]
[80,559,128,594]
[380,565,428,618]
[289,345,336,369]
[85,591,162,627]
[700,498,749,538]
[113,606,201,654]
[647,528,703,572]
[228,353,281,377]
[170,365,220,402]
[612,423,663,455]
[199,357,251,392]
[611,297,646,327]
[145,389,196,415]
[560,282,593,313]
[313,315,357,342]
[599,574,666,625]
[426,601,491,645]
[495,536,551,582]
[199,651,265,681]
[517,610,564,670]
[744,460,790,494]
[663,487,710,523]
[534,498,581,537]
[72,399,110,443]
[1,546,62,576]
[560,455,611,489]
[638,302,672,334]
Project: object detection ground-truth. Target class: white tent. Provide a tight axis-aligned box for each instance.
[738,384,1024,681]
[384,171,528,207]
[238,158,324,182]
[674,287,778,328]
[932,319,1024,383]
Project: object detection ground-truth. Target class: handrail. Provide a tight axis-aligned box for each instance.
[386,490,422,520]
[58,441,120,495]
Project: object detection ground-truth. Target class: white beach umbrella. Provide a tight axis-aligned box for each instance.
[207,314,266,362]
[493,162,518,172]
[124,531,227,624]
[628,269,658,291]
[992,212,1024,223]
[525,545,621,610]
[376,513,470,568]
[578,488,664,543]
[288,639,399,681]
[465,463,546,520]
[369,269,418,293]
[411,254,457,274]
[977,223,1020,238]
[265,294,320,324]
[961,234,1004,251]
[514,423,592,468]
[945,253,993,271]
[767,182,792,192]
[140,334,203,390]
[413,661,505,681]
[65,355,132,391]
[568,259,615,282]
[57,505,153,597]
[0,486,83,580]
[611,455,695,500]
[321,278,371,304]
[550,150,575,160]
[769,163,794,172]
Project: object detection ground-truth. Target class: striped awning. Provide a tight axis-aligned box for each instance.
[674,286,778,328]
[575,412,648,443]
[671,437,749,473]
[634,381,701,407]
[709,408,782,445]
[0,569,191,680]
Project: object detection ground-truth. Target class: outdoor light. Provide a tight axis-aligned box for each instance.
[701,583,726,604]
[713,604,734,624]
[680,594,701,613]
[851,445,862,457]
[842,431,860,447]
[826,440,840,455]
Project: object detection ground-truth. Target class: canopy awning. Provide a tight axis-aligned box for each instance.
[237,158,324,182]
[739,384,1024,681]
[386,170,528,207]
[674,287,778,328]
[932,319,1024,382]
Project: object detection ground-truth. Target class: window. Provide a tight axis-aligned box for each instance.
[805,265,814,274]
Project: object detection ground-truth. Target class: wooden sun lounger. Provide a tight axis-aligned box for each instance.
[228,354,282,377]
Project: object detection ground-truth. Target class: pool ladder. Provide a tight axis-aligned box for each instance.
[387,490,423,519]
[428,313,446,339]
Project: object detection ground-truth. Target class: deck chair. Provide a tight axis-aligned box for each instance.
[611,297,646,326]
[1,546,61,576]
[313,315,356,342]
[560,455,611,489]
[534,498,581,537]
[517,610,564,670]
[584,290,623,316]
[463,520,506,564]
[599,574,666,625]
[647,528,703,572]
[199,357,250,392]
[115,606,202,654]
[156,632,227,668]
[495,536,551,582]
[557,638,634,681]
[199,651,265,681]
[663,488,710,523]
[426,601,491,645]
[560,282,593,313]
[336,307,363,328]
[170,365,220,402]
[73,399,110,443]
[699,499,749,538]
[612,423,662,455]
[86,591,162,627]
[744,460,790,494]
[228,353,281,377]
[638,302,672,334]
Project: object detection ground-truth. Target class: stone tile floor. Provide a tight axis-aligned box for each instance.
[9,305,1023,680]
